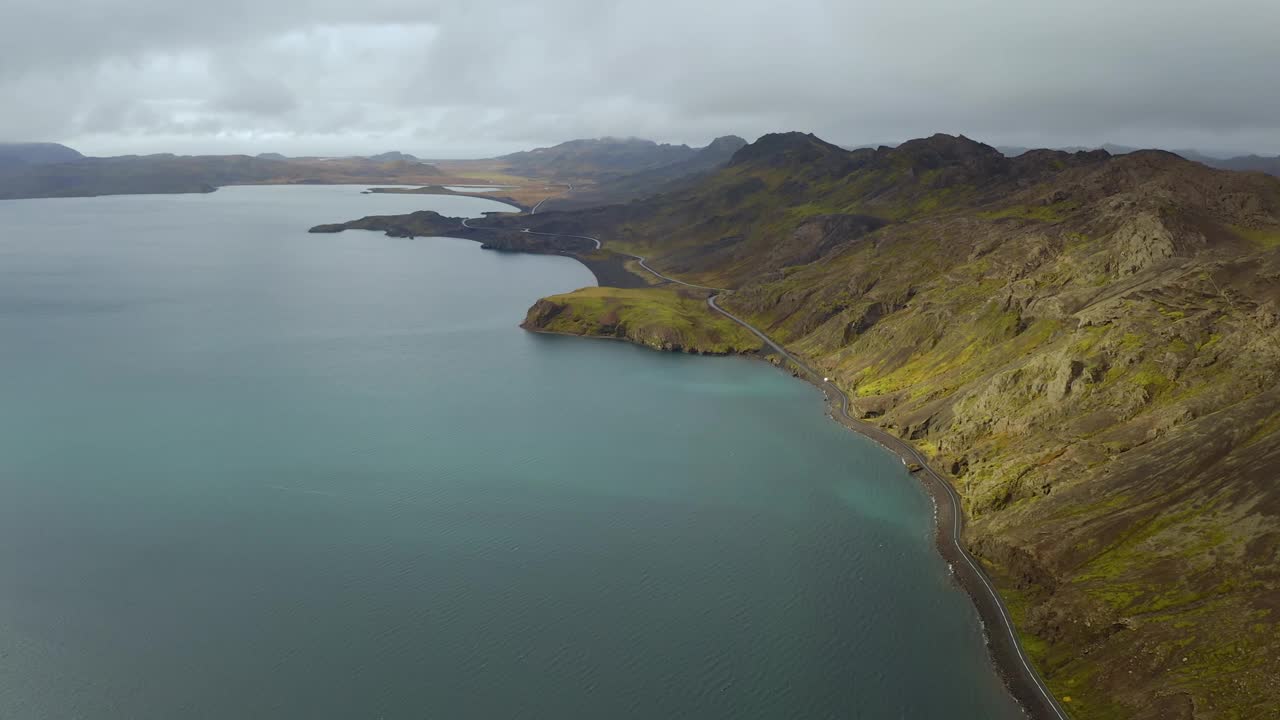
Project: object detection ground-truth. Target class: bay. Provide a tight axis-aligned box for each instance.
[0,186,1022,719]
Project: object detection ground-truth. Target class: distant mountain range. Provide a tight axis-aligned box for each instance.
[537,135,749,210]
[1211,154,1280,176]
[4,135,1280,202]
[844,140,1280,177]
[497,137,740,181]
[0,145,445,200]
[366,151,421,163]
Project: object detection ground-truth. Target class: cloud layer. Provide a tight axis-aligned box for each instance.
[4,0,1278,156]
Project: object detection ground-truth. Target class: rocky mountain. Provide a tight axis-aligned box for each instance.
[498,136,709,180]
[512,132,1280,719]
[0,142,84,168]
[1213,153,1280,177]
[540,135,747,211]
[997,142,1280,177]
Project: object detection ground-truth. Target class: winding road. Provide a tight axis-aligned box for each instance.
[462,218,723,290]
[530,183,573,214]
[460,211,1070,720]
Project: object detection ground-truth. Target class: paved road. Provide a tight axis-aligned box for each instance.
[461,213,1070,720]
[530,183,573,214]
[520,227,601,251]
[462,218,720,291]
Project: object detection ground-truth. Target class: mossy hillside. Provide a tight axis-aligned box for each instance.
[1231,224,1280,249]
[510,135,1280,716]
[521,286,762,354]
[573,135,1061,288]
[678,143,1280,718]
[721,216,1280,717]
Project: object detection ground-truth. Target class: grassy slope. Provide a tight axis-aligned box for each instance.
[522,286,762,355]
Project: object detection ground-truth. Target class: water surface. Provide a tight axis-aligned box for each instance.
[444,185,512,192]
[0,186,1022,719]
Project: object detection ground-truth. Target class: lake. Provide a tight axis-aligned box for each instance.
[0,186,1022,719]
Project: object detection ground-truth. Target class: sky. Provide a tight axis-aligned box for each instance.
[3,0,1279,158]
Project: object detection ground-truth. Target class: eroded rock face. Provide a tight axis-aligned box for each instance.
[1111,212,1178,276]
[522,298,567,328]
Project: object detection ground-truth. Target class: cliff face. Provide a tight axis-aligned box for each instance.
[522,135,1280,719]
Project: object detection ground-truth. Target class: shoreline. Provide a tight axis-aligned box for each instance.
[528,288,1067,717]
[523,253,1068,717]
[519,260,1069,717]
[520,323,761,356]
[706,296,1069,720]
[318,210,1069,719]
[365,185,533,213]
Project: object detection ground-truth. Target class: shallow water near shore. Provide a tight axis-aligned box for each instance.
[0,186,1022,719]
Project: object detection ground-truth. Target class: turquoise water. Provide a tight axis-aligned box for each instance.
[0,186,1022,719]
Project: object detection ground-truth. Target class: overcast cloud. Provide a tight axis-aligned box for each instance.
[3,0,1278,157]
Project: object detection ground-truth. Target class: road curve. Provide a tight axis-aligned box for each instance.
[520,227,601,251]
[462,218,720,291]
[530,183,573,215]
[461,213,1069,720]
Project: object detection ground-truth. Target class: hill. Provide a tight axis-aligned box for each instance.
[996,143,1280,178]
[497,136,707,180]
[0,153,447,200]
[541,135,747,211]
[1213,153,1280,177]
[367,151,420,162]
[507,132,1280,718]
[0,142,84,168]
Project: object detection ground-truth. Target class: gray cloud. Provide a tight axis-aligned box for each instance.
[2,0,1278,157]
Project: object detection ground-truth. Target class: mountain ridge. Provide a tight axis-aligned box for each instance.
[539,135,748,211]
[498,135,738,180]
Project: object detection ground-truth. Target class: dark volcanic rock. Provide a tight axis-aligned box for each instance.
[729,131,845,168]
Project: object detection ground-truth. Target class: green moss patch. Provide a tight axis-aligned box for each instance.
[523,286,763,354]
